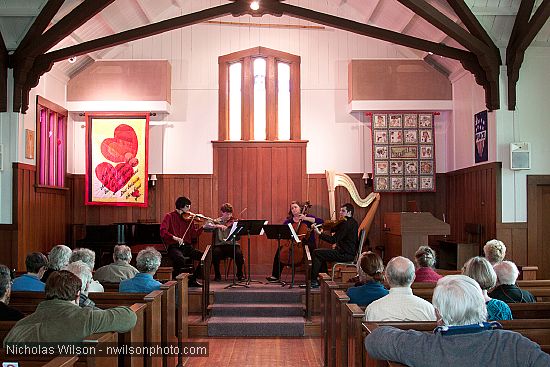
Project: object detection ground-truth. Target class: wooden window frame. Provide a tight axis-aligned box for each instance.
[36,96,68,190]
[218,47,301,141]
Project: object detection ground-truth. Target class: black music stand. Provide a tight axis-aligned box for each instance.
[263,224,300,288]
[223,223,248,289]
[235,219,266,285]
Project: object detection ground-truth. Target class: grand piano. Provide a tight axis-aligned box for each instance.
[75,222,165,267]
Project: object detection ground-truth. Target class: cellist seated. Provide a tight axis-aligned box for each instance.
[204,203,244,281]
[266,201,323,282]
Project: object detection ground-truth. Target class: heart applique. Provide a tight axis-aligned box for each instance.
[95,162,135,193]
[100,124,138,163]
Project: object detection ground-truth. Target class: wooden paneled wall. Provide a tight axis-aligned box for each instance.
[445,162,499,245]
[496,222,528,266]
[9,163,70,270]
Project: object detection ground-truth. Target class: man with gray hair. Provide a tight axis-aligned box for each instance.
[70,248,104,292]
[119,247,162,293]
[0,264,24,321]
[93,245,139,283]
[365,256,435,321]
[489,260,536,303]
[365,275,550,366]
[42,245,72,282]
[66,260,97,309]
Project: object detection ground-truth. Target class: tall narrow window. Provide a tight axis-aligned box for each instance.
[229,62,242,141]
[253,58,266,141]
[37,96,67,188]
[219,47,301,141]
[277,62,291,140]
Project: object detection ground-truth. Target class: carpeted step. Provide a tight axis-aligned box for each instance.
[214,289,302,304]
[207,316,305,337]
[210,303,304,317]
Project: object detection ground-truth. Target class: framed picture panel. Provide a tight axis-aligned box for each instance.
[371,112,436,192]
[85,112,149,206]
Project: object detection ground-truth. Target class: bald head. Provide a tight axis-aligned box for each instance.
[386,256,415,287]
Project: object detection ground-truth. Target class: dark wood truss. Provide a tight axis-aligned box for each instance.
[1,0,548,113]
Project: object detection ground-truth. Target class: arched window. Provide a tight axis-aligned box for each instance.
[218,47,300,141]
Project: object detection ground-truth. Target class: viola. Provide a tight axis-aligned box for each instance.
[279,201,312,266]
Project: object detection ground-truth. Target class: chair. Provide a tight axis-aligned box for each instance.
[331,229,367,280]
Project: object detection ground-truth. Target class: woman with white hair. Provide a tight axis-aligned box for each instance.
[489,261,536,303]
[65,260,97,309]
[463,256,512,321]
[43,245,72,282]
[119,247,162,293]
[483,239,506,265]
[365,275,550,366]
[70,248,104,292]
[413,245,442,283]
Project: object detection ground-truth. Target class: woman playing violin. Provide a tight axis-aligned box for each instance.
[160,196,204,287]
[203,203,244,281]
[266,201,323,282]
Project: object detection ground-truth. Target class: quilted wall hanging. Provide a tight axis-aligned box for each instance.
[371,113,436,192]
[85,112,149,206]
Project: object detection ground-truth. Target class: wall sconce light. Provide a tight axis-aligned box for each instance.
[68,56,77,63]
[148,174,157,187]
[250,0,260,10]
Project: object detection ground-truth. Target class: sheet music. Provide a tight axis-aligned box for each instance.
[287,223,301,243]
[223,221,239,242]
[259,220,269,235]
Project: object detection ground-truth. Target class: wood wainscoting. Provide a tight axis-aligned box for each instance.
[10,163,70,270]
[496,222,528,266]
[445,162,500,244]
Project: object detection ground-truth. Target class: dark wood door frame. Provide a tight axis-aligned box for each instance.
[527,175,550,267]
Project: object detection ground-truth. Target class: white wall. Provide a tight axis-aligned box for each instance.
[67,2,419,176]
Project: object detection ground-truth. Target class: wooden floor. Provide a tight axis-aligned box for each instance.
[183,337,323,366]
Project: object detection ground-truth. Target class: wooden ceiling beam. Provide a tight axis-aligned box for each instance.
[16,0,116,58]
[14,0,65,55]
[507,0,550,110]
[396,0,487,55]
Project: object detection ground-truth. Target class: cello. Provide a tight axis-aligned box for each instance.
[279,201,312,266]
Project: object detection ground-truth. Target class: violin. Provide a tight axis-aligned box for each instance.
[279,201,312,266]
[312,217,347,231]
[181,211,211,223]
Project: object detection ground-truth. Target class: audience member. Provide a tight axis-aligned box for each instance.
[66,260,97,309]
[94,245,139,283]
[365,256,436,321]
[347,252,388,307]
[119,247,162,293]
[413,245,442,283]
[463,256,513,320]
[484,239,506,265]
[12,252,47,292]
[3,270,136,344]
[490,260,536,303]
[0,264,24,321]
[70,248,104,292]
[365,275,550,366]
[42,245,72,282]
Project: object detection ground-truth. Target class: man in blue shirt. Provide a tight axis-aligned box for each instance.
[12,252,47,292]
[119,247,162,293]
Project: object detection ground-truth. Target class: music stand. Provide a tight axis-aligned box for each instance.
[263,224,300,288]
[235,219,266,285]
[223,223,248,289]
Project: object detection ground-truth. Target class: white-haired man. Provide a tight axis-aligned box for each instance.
[365,275,550,366]
[119,247,162,293]
[365,256,436,321]
[489,261,536,303]
[70,248,104,292]
[94,245,139,283]
[66,260,97,309]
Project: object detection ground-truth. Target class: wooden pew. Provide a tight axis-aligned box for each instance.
[0,332,118,367]
[175,273,189,367]
[510,302,550,319]
[346,303,366,367]
[160,281,177,367]
[333,290,350,367]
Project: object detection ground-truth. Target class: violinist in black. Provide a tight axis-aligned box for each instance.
[310,203,359,288]
[203,203,244,281]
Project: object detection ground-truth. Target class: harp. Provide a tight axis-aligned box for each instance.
[325,170,380,236]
